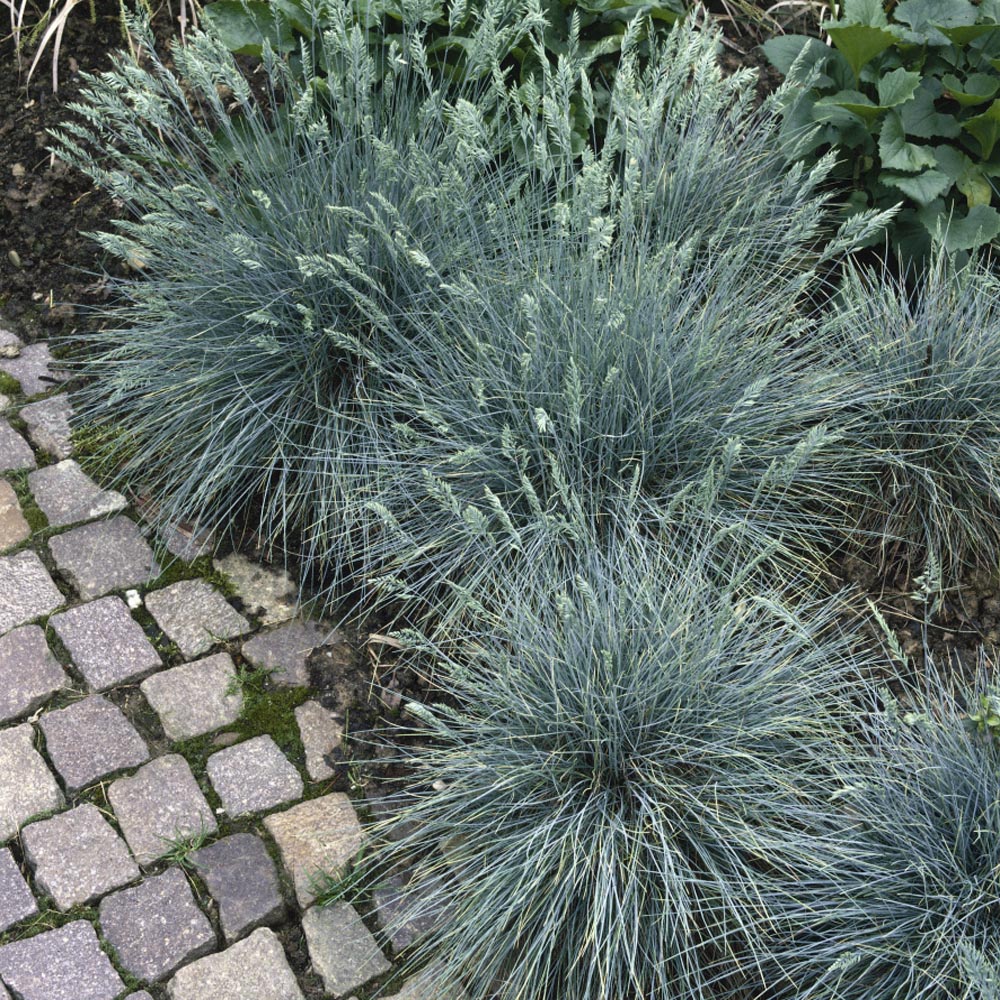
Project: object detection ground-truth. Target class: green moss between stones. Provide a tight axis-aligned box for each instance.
[0,372,21,396]
[147,550,237,599]
[8,472,48,534]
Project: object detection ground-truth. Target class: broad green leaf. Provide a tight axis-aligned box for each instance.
[877,67,921,107]
[201,0,297,54]
[938,24,1000,45]
[940,72,999,106]
[957,167,994,207]
[894,0,978,31]
[816,89,884,123]
[919,203,1000,249]
[879,111,937,170]
[879,168,951,205]
[842,0,889,26]
[964,98,1000,157]
[901,79,962,137]
[934,144,976,181]
[762,34,831,76]
[825,24,896,78]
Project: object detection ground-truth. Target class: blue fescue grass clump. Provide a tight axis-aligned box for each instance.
[364,538,871,1000]
[796,673,1000,1000]
[49,1,891,621]
[821,255,1000,595]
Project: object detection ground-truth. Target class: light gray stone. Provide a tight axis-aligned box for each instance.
[295,700,343,781]
[126,993,155,1000]
[191,833,285,943]
[214,553,296,625]
[108,754,217,866]
[145,580,250,658]
[165,927,304,1000]
[20,394,73,459]
[140,653,242,741]
[206,735,303,817]
[0,330,22,359]
[99,867,216,982]
[0,625,68,723]
[28,460,126,527]
[0,723,63,841]
[0,420,35,473]
[382,968,466,1000]
[21,802,139,910]
[39,695,149,793]
[263,794,364,908]
[0,550,63,634]
[48,516,158,599]
[0,343,69,396]
[0,480,29,552]
[241,621,327,687]
[49,596,161,691]
[374,869,442,954]
[0,395,9,411]
[302,902,390,996]
[162,521,215,560]
[0,847,37,932]
[0,920,124,1000]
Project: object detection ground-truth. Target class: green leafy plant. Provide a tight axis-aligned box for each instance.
[765,0,1000,259]
[361,540,872,1000]
[967,689,1000,741]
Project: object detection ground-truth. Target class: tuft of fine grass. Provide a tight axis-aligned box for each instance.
[361,537,872,1000]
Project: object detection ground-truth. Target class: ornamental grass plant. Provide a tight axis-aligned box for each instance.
[362,536,872,1000]
[820,254,1000,596]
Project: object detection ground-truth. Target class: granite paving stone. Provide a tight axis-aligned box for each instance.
[382,969,466,1000]
[19,395,73,459]
[263,793,364,908]
[191,833,285,943]
[302,902,391,996]
[21,803,139,910]
[206,735,303,817]
[48,516,158,599]
[0,420,35,472]
[0,480,29,552]
[0,330,21,358]
[145,580,251,658]
[39,695,149,793]
[0,550,63,634]
[99,867,216,982]
[295,700,344,781]
[242,621,327,687]
[28,459,126,527]
[165,927,304,1000]
[0,395,9,411]
[0,920,124,1000]
[108,754,218,866]
[49,595,161,690]
[140,653,242,740]
[0,625,68,723]
[125,994,155,1000]
[374,869,442,953]
[0,847,37,932]
[0,342,69,396]
[0,723,63,841]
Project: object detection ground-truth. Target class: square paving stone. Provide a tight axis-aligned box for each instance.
[49,596,162,691]
[165,926,304,1000]
[48,516,158,599]
[19,395,73,459]
[0,723,63,841]
[99,867,216,982]
[28,460,126,528]
[263,794,364,908]
[0,625,69,723]
[0,550,64,635]
[21,802,140,910]
[145,580,251,659]
[140,653,242,741]
[302,902,390,996]
[0,343,68,397]
[126,994,155,1000]
[0,480,29,552]
[242,621,328,687]
[294,700,344,782]
[109,754,218,866]
[0,847,37,932]
[0,919,124,1000]
[39,695,149,794]
[0,420,35,473]
[191,833,285,943]
[206,736,303,817]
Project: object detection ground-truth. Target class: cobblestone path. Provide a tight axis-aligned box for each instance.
[0,329,431,1000]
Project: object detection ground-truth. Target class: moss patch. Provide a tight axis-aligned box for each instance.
[148,550,237,598]
[233,669,311,766]
[8,472,48,534]
[0,372,21,396]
